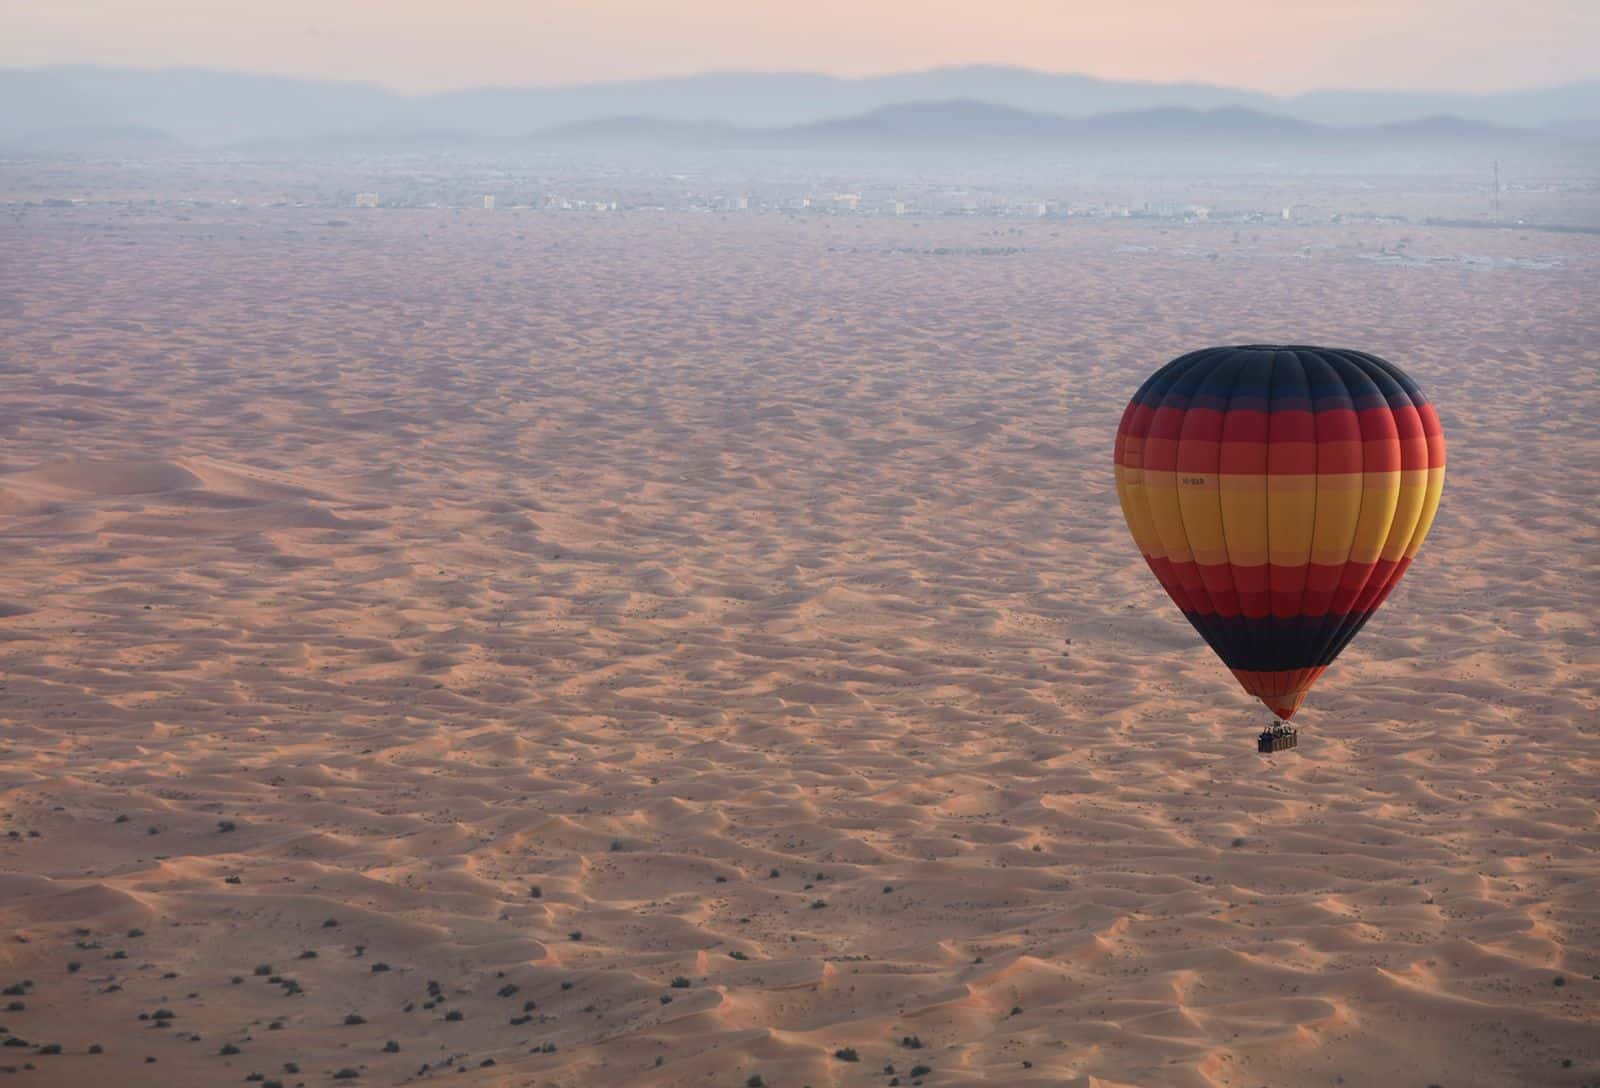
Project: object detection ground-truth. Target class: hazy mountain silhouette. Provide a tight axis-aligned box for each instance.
[229,127,480,152]
[538,101,1549,151]
[0,66,400,145]
[773,102,1325,145]
[6,123,182,153]
[3,64,1596,147]
[1542,117,1600,143]
[537,116,740,146]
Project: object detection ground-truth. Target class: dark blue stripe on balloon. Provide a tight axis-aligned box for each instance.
[1128,347,1429,413]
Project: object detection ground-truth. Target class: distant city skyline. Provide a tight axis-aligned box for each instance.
[6,0,1598,96]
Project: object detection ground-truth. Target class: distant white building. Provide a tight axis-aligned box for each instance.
[354,192,379,208]
[481,194,496,211]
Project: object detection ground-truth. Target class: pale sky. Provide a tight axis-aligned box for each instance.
[5,0,1597,95]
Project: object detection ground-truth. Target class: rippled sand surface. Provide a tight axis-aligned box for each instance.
[1,209,1596,1087]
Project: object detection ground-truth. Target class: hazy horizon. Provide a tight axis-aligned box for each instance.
[8,0,1599,96]
[5,58,1599,99]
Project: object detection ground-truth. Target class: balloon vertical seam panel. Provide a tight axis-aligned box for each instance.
[1114,345,1444,722]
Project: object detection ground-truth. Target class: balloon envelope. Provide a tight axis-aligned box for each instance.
[1113,346,1446,719]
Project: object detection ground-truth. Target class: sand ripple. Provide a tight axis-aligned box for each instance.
[0,209,1596,1086]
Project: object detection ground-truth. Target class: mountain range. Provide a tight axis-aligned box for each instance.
[3,64,1597,150]
[535,100,1557,153]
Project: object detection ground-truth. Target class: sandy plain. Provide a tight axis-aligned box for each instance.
[0,207,1596,1088]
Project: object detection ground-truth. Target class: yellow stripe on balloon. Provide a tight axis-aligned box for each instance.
[1115,466,1165,557]
[1349,470,1402,563]
[1219,475,1269,569]
[1379,468,1430,562]
[1403,466,1447,559]
[1309,474,1363,566]
[1143,474,1195,564]
[1267,478,1316,567]
[1176,473,1228,563]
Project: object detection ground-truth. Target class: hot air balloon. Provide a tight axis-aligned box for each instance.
[1113,346,1445,749]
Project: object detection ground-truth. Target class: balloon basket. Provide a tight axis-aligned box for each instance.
[1257,723,1298,754]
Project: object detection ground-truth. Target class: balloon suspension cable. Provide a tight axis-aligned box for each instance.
[1257,719,1299,754]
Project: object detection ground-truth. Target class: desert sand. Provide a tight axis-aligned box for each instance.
[0,207,1596,1087]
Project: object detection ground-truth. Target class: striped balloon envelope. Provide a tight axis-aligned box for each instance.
[1113,346,1446,721]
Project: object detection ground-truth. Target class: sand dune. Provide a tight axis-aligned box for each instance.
[0,208,1596,1087]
